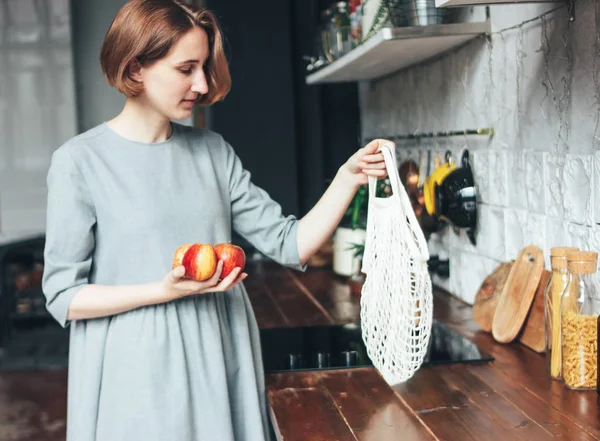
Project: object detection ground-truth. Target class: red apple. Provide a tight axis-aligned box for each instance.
[172,244,192,269]
[181,243,218,281]
[213,243,246,279]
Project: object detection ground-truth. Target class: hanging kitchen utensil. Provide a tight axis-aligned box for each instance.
[399,157,423,217]
[424,151,455,216]
[398,158,419,194]
[420,151,447,236]
[433,149,477,245]
[412,151,426,217]
[415,151,425,209]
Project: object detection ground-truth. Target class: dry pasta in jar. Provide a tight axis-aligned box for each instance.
[561,250,599,391]
[562,312,597,389]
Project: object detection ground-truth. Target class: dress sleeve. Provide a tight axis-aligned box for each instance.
[224,140,306,271]
[42,148,96,327]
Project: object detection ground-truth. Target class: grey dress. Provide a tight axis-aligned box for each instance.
[42,122,305,441]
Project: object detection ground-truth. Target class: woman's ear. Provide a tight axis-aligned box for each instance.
[128,59,143,83]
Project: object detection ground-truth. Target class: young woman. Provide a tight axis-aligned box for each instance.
[42,0,393,439]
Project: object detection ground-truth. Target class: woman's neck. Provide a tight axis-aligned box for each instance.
[107,98,172,143]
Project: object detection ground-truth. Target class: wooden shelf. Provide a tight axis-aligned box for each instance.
[305,21,490,85]
[435,0,562,7]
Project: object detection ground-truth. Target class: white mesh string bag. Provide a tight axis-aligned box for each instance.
[360,143,433,385]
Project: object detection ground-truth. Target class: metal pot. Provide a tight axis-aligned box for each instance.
[433,149,477,244]
[384,0,447,27]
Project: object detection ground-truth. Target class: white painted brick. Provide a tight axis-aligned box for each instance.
[472,149,490,205]
[594,152,600,224]
[489,37,518,153]
[585,226,600,288]
[459,252,500,305]
[524,151,545,215]
[519,21,562,153]
[587,226,600,255]
[431,273,451,293]
[523,212,547,258]
[490,3,558,34]
[568,6,597,156]
[456,227,478,253]
[503,210,546,262]
[545,152,565,218]
[466,47,494,129]
[427,235,446,258]
[506,150,527,210]
[416,71,437,132]
[475,204,505,261]
[438,225,460,252]
[504,209,525,260]
[488,149,508,207]
[544,217,569,269]
[565,223,592,251]
[436,227,452,251]
[563,154,593,225]
[449,248,463,297]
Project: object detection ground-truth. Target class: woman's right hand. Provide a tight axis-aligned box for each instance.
[161,261,248,301]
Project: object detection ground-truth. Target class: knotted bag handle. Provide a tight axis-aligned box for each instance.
[367,143,430,262]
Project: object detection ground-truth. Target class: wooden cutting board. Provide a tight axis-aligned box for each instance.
[518,269,551,353]
[492,245,545,344]
[473,261,514,332]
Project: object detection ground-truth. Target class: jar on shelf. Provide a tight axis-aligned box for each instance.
[561,250,599,391]
[319,7,335,64]
[349,0,362,48]
[545,247,578,381]
[330,2,352,59]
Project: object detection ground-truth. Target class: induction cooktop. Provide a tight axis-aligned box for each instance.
[259,319,493,373]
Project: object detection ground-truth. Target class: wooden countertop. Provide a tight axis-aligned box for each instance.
[0,259,598,441]
[248,261,600,441]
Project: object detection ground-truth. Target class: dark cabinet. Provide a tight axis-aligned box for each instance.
[205,0,361,220]
[0,236,69,371]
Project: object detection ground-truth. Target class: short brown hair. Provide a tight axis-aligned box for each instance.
[100,0,230,106]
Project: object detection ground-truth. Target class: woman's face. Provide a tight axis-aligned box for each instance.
[138,26,210,120]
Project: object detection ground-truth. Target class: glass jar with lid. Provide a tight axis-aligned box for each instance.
[561,250,599,390]
[544,247,578,380]
[330,2,352,59]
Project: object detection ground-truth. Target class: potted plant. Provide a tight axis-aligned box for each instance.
[332,178,390,276]
[346,241,366,296]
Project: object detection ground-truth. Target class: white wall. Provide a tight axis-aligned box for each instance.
[0,0,197,237]
[0,0,77,234]
[360,0,599,304]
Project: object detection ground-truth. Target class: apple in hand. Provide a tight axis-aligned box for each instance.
[213,243,246,279]
[181,244,218,281]
[172,244,192,269]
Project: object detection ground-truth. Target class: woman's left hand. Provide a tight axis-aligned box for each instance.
[341,138,396,187]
